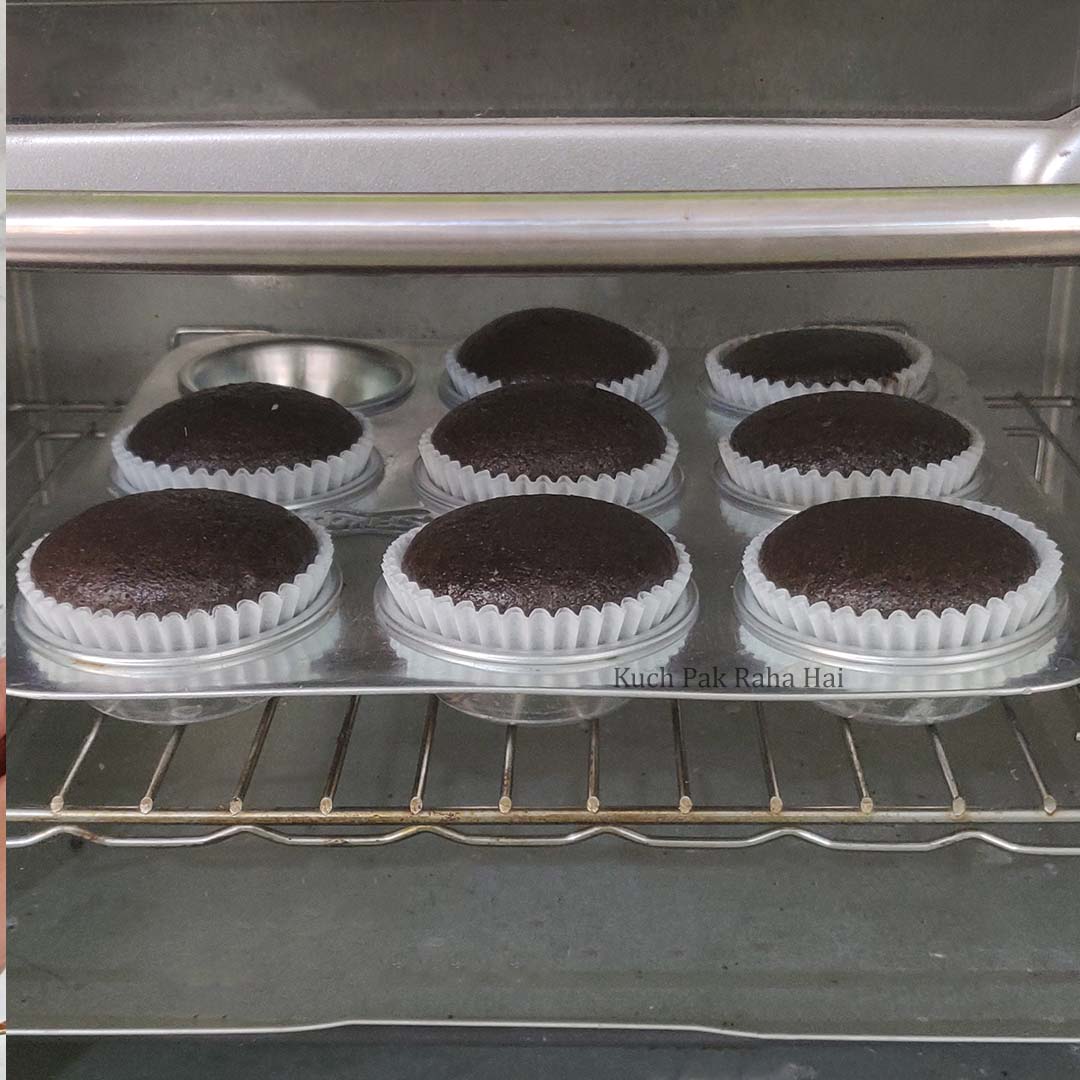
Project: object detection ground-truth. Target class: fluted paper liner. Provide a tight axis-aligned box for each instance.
[17,523,334,654]
[444,331,669,405]
[382,527,693,650]
[704,326,933,412]
[417,427,679,505]
[719,423,985,506]
[112,422,376,505]
[741,499,1062,651]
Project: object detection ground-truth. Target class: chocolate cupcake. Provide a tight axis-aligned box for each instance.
[446,308,668,405]
[17,489,334,653]
[112,382,376,505]
[418,384,678,507]
[742,497,1061,651]
[720,392,984,505]
[706,325,932,412]
[382,495,693,649]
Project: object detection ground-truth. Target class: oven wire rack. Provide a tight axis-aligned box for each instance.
[7,687,1080,854]
[6,393,1080,854]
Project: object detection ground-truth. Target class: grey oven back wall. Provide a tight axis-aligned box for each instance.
[10,0,1080,124]
[7,265,1079,406]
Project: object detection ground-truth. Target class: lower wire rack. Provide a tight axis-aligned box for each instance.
[7,687,1080,854]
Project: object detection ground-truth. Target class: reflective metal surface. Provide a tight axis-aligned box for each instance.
[7,339,1080,704]
[9,691,1080,834]
[9,186,1080,271]
[177,333,414,414]
[10,110,1080,194]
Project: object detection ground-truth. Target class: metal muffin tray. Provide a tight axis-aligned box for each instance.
[8,332,1080,707]
[178,332,415,414]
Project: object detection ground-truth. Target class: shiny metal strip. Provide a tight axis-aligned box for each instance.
[9,113,1080,194]
[227,698,279,814]
[670,701,693,814]
[319,696,360,815]
[839,720,874,815]
[8,823,1080,857]
[8,1014,1080,1045]
[9,186,1080,270]
[498,725,517,815]
[48,715,103,813]
[138,725,186,814]
[10,805,1080,827]
[1001,700,1059,814]
[754,703,783,814]
[409,697,439,814]
[1012,392,1080,478]
[586,719,601,814]
[7,401,126,414]
[926,725,966,817]
[986,394,1079,408]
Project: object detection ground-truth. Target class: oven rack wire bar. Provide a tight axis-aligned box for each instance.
[7,692,1080,853]
[6,394,1080,854]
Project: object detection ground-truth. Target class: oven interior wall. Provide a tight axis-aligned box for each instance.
[8,0,1080,1061]
[10,0,1080,124]
[8,265,1079,408]
[6,262,1080,1039]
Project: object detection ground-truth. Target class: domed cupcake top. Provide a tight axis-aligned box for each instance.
[400,494,678,614]
[722,328,913,389]
[758,497,1037,617]
[126,382,364,472]
[30,489,318,616]
[729,392,972,476]
[431,384,668,479]
[456,308,657,386]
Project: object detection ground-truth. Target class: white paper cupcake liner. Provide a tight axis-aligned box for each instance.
[417,427,679,505]
[444,331,669,405]
[381,527,693,650]
[719,423,985,506]
[741,499,1063,651]
[16,523,334,654]
[111,422,376,505]
[704,325,933,412]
